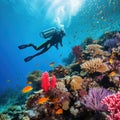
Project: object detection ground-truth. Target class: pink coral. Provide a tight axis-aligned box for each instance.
[41,72,56,92]
[102,92,120,120]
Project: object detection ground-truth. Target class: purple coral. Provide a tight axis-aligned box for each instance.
[104,33,120,52]
[81,88,112,111]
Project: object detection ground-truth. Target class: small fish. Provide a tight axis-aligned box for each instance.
[26,81,32,84]
[109,71,116,77]
[49,62,55,67]
[38,97,49,104]
[109,59,113,64]
[93,40,97,43]
[6,80,10,82]
[22,86,33,93]
[36,63,39,67]
[56,109,63,114]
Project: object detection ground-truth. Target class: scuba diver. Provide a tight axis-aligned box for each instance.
[18,28,66,62]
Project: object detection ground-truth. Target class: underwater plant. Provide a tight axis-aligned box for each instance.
[81,87,112,111]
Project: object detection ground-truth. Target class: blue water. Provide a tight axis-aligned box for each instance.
[0,0,120,112]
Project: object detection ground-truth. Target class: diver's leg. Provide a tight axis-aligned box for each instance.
[24,45,51,62]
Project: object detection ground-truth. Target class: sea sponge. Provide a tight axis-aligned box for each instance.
[86,44,103,56]
[62,100,69,110]
[81,58,108,73]
[66,75,83,91]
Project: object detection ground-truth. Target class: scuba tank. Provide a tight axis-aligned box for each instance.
[41,27,57,39]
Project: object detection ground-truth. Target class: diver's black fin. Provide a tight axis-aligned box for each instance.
[18,45,29,49]
[24,56,33,62]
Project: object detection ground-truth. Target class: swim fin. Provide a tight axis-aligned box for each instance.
[18,45,29,49]
[24,56,34,62]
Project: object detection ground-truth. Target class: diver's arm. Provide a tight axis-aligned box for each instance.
[54,43,59,49]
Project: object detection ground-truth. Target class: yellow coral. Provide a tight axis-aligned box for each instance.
[62,100,69,110]
[66,75,83,91]
[81,58,108,73]
[86,44,103,56]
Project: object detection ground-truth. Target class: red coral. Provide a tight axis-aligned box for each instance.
[72,45,82,59]
[41,72,50,92]
[51,75,56,89]
[41,72,56,92]
[102,92,120,120]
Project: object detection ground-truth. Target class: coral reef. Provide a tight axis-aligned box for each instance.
[1,31,120,120]
[81,58,108,73]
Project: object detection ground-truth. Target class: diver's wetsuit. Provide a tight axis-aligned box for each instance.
[18,30,65,62]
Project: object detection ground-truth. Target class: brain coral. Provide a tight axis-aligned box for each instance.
[81,58,108,73]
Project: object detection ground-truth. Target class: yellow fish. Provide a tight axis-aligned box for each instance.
[26,81,32,84]
[49,62,55,67]
[109,71,116,77]
[38,97,49,104]
[56,109,63,114]
[109,59,113,64]
[22,86,33,93]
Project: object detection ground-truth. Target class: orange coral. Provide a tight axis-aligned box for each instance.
[81,58,108,73]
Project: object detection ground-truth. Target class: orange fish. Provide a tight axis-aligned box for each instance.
[26,81,32,84]
[49,62,55,67]
[22,86,33,93]
[109,71,116,77]
[38,97,49,104]
[56,109,63,114]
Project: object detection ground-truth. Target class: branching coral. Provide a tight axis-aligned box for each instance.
[102,92,120,120]
[81,58,108,73]
[81,87,112,111]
